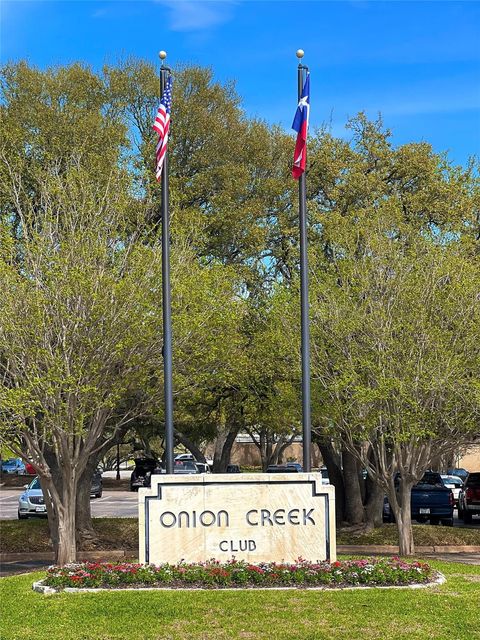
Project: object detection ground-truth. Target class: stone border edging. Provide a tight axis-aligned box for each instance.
[32,572,446,595]
[3,546,479,562]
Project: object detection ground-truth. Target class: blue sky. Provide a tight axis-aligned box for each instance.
[1,0,479,165]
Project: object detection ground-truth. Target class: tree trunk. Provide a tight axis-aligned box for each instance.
[55,480,78,565]
[75,426,131,547]
[213,426,239,472]
[76,457,100,549]
[39,448,62,551]
[364,475,384,530]
[265,435,272,470]
[174,429,207,463]
[317,440,345,524]
[342,448,364,525]
[389,480,415,556]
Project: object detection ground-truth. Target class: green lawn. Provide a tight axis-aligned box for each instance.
[1,560,479,640]
[336,523,480,546]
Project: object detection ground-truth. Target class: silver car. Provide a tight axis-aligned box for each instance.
[18,477,47,519]
[18,472,102,519]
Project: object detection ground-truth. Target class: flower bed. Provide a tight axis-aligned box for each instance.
[43,557,436,590]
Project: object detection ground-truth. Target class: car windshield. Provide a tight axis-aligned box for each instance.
[416,473,443,487]
[29,478,41,490]
[467,473,480,483]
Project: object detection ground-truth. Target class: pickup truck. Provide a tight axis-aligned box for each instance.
[458,472,480,524]
[384,472,454,526]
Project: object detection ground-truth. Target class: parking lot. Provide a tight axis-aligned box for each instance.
[0,488,138,520]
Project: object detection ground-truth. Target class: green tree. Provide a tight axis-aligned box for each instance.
[305,117,480,552]
[0,61,246,563]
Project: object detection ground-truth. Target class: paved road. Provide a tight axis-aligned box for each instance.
[0,488,139,520]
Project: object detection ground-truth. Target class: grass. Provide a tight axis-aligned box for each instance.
[0,518,139,553]
[1,518,479,554]
[337,523,480,546]
[1,560,480,639]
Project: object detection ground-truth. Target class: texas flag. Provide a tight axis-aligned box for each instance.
[292,73,310,180]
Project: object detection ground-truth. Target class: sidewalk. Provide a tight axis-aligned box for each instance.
[1,546,478,577]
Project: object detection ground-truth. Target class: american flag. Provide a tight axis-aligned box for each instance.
[153,75,173,181]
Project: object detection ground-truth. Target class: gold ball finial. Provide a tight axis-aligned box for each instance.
[159,51,167,60]
[296,49,305,59]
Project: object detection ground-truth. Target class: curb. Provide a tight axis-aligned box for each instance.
[1,546,479,562]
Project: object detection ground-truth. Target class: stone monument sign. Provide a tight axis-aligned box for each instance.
[139,473,336,564]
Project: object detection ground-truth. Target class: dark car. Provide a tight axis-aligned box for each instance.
[130,458,159,491]
[91,469,103,498]
[383,472,454,526]
[226,464,241,473]
[458,472,480,524]
[266,465,301,473]
[286,462,303,472]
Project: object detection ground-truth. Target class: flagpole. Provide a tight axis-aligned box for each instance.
[159,50,174,474]
[296,50,311,473]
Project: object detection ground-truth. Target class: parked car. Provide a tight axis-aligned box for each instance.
[18,477,47,519]
[226,464,241,473]
[383,472,454,526]
[25,463,36,475]
[90,469,103,498]
[157,460,201,476]
[286,462,303,472]
[458,472,480,524]
[171,460,201,475]
[194,462,210,474]
[130,458,159,491]
[1,458,26,475]
[266,465,301,473]
[447,468,469,483]
[18,471,103,519]
[440,474,463,506]
[319,467,330,485]
[174,453,195,462]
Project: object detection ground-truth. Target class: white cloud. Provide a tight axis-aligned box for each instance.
[156,0,236,32]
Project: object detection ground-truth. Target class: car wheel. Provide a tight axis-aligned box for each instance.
[457,505,463,518]
[463,510,473,524]
[95,490,102,499]
[430,517,440,525]
[18,511,28,520]
[441,518,454,527]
